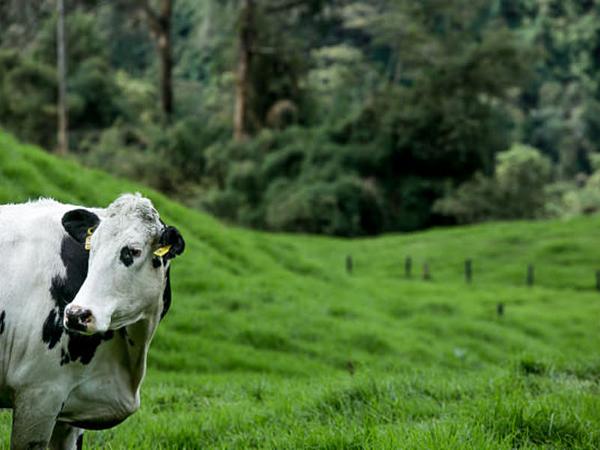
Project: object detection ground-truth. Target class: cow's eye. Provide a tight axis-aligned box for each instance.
[120,247,141,267]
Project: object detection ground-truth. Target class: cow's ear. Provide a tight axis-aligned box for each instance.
[62,209,100,243]
[157,226,185,260]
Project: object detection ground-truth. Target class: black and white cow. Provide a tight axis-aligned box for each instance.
[0,193,184,449]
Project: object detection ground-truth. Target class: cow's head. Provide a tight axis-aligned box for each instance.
[61,194,185,334]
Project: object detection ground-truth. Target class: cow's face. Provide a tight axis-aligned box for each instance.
[61,195,184,334]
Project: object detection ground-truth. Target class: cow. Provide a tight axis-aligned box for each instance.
[0,193,185,449]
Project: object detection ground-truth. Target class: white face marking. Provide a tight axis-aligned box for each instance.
[64,195,168,333]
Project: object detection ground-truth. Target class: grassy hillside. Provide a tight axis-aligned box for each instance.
[1,131,600,449]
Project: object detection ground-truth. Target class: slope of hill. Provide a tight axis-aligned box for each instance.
[1,131,600,449]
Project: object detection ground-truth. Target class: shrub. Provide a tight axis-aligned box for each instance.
[196,128,386,236]
[69,57,125,130]
[264,176,384,236]
[545,165,600,218]
[434,144,553,223]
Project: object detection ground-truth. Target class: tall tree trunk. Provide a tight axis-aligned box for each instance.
[143,0,173,120]
[56,0,68,154]
[234,0,254,141]
[157,0,173,118]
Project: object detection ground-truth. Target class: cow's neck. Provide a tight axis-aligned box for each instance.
[121,314,159,393]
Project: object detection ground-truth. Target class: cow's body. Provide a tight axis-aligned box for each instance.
[0,196,183,449]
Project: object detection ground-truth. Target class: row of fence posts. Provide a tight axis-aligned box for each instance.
[345,254,600,291]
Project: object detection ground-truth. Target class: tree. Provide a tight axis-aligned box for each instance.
[232,0,332,140]
[56,0,68,154]
[134,0,174,119]
[498,0,600,177]
[234,0,254,141]
[0,50,57,148]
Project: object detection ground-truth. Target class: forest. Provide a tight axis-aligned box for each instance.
[2,0,600,236]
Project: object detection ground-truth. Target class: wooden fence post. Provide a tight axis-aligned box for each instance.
[595,270,600,291]
[346,255,353,274]
[526,264,534,287]
[497,302,504,317]
[405,257,412,278]
[423,262,431,281]
[465,259,472,284]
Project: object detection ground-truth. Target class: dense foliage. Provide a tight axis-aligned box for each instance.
[2,0,600,234]
[433,144,553,223]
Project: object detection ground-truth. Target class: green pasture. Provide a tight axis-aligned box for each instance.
[1,131,600,448]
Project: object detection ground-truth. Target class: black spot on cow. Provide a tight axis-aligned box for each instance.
[152,257,162,268]
[120,247,134,267]
[67,330,113,365]
[43,281,68,349]
[43,219,114,365]
[160,267,172,320]
[0,310,6,335]
[76,434,83,450]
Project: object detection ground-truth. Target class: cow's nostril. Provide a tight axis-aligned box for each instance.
[78,309,93,323]
[65,306,94,332]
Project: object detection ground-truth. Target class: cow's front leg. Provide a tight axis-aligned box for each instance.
[49,422,83,450]
[10,388,66,450]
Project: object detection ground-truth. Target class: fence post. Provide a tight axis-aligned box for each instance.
[346,255,353,274]
[423,262,431,281]
[526,264,534,287]
[596,270,600,291]
[465,259,472,284]
[405,256,412,278]
[497,302,504,317]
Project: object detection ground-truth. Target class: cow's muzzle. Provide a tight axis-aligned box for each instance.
[64,305,96,334]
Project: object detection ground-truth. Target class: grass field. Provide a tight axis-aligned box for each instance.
[1,131,600,448]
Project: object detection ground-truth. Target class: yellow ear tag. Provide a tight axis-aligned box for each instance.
[153,245,172,257]
[84,227,94,251]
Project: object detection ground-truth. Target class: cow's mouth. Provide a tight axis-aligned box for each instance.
[64,321,96,335]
